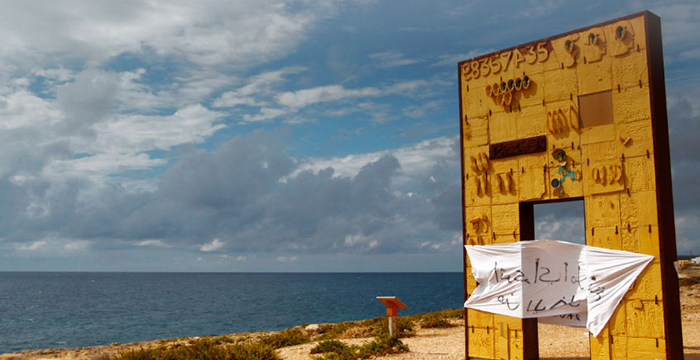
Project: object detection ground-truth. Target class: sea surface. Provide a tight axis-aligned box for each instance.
[0,272,462,354]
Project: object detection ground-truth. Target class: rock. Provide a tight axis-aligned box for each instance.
[304,324,321,336]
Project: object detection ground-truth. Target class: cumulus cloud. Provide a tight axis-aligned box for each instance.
[18,241,47,251]
[91,104,226,153]
[0,0,321,69]
[0,130,462,260]
[236,78,440,123]
[276,85,382,109]
[56,69,120,131]
[290,136,458,185]
[0,89,63,130]
[201,239,225,252]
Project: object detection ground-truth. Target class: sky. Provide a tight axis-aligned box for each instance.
[0,0,698,272]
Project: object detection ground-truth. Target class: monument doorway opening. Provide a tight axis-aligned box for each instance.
[534,200,586,245]
[533,199,590,358]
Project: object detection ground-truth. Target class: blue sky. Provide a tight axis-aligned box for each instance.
[0,0,698,272]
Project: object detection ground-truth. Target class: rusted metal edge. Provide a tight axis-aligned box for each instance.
[519,203,540,360]
[644,12,685,360]
[457,57,470,360]
[458,10,658,66]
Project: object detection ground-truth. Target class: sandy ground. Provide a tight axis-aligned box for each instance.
[3,281,700,360]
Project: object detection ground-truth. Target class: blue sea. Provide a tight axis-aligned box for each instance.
[0,272,462,354]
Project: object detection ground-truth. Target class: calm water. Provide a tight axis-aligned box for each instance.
[0,272,462,354]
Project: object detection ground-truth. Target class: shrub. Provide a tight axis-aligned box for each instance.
[115,348,155,360]
[90,354,112,360]
[258,328,310,349]
[115,339,280,360]
[317,322,354,340]
[420,313,453,328]
[374,317,415,338]
[310,335,408,360]
[434,308,464,319]
[317,316,415,340]
[211,335,241,344]
[679,277,699,287]
[310,340,350,354]
[358,334,408,357]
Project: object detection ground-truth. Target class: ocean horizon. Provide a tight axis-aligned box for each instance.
[0,272,463,354]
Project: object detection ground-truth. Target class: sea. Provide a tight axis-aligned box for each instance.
[0,272,462,354]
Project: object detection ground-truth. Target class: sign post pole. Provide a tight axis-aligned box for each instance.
[376,296,408,338]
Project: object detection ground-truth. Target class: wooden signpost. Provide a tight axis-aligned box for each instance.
[377,296,408,337]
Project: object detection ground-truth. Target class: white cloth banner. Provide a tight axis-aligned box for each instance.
[464,240,653,336]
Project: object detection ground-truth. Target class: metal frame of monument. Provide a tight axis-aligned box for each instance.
[458,11,683,359]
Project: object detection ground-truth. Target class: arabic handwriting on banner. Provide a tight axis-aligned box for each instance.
[464,240,653,336]
[491,258,603,314]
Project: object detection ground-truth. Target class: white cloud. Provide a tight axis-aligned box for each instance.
[290,136,457,185]
[344,102,394,124]
[92,104,225,153]
[138,239,168,247]
[212,67,305,108]
[44,153,167,180]
[451,233,462,245]
[18,240,47,251]
[0,0,321,69]
[283,116,318,125]
[638,2,700,45]
[535,217,586,244]
[276,84,381,109]
[368,51,419,67]
[32,67,74,82]
[0,89,63,130]
[270,79,437,119]
[402,100,445,119]
[276,256,298,262]
[384,80,434,95]
[243,108,290,122]
[432,50,494,67]
[517,0,565,18]
[200,238,225,252]
[63,240,90,251]
[344,234,366,246]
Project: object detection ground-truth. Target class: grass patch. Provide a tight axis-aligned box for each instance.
[258,328,310,349]
[114,333,299,360]
[317,316,415,340]
[680,277,700,286]
[375,317,414,338]
[315,308,463,340]
[207,335,243,345]
[310,340,350,354]
[310,335,408,360]
[419,313,452,328]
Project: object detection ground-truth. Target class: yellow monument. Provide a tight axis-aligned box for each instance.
[459,11,683,360]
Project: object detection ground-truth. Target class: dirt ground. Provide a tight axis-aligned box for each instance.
[3,273,700,360]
